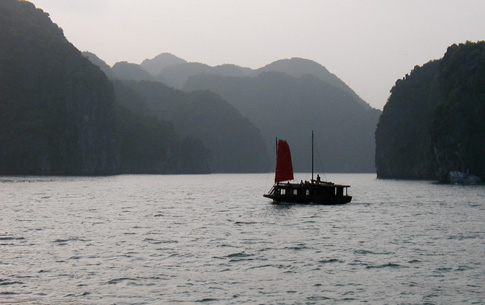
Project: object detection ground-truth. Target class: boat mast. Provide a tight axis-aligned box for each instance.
[275,137,278,160]
[312,130,314,182]
[275,137,278,182]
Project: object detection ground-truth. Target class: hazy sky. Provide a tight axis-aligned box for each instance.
[29,0,484,109]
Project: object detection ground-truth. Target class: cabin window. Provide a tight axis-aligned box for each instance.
[336,187,343,197]
[280,189,286,195]
[306,189,310,196]
[293,189,298,195]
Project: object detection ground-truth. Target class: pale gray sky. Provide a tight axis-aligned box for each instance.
[30,0,485,109]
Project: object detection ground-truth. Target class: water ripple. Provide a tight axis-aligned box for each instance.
[1,174,484,304]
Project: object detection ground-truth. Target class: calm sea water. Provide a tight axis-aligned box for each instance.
[1,173,484,304]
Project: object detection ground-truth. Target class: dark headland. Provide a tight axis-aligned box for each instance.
[375,41,485,184]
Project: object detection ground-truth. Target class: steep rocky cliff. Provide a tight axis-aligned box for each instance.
[0,0,119,175]
[375,41,485,181]
[431,42,485,181]
[375,61,441,179]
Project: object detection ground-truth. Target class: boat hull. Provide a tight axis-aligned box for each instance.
[264,182,352,205]
[263,194,352,205]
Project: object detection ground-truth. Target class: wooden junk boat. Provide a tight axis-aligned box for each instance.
[264,134,352,205]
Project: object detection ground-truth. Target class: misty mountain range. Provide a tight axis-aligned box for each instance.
[1,0,380,175]
[84,52,381,173]
[88,52,369,107]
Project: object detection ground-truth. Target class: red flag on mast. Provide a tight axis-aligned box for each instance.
[275,140,294,183]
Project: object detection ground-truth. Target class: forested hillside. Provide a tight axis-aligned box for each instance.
[432,42,485,181]
[375,41,485,181]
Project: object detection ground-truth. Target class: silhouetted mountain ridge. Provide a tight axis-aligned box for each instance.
[112,61,154,81]
[254,58,368,108]
[141,53,187,76]
[95,53,366,106]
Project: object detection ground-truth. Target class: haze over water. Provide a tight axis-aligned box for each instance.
[29,0,485,110]
[1,174,484,304]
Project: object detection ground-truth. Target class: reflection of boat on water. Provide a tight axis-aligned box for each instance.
[263,132,352,205]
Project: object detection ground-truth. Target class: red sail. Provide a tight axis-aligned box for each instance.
[275,140,294,183]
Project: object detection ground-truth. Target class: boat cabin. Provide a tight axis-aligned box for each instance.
[265,181,351,205]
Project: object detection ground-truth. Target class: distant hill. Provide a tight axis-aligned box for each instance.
[112,61,154,81]
[254,58,369,108]
[185,71,381,172]
[114,80,270,173]
[154,62,252,89]
[375,41,485,181]
[154,62,213,89]
[94,56,251,89]
[213,64,252,77]
[141,53,187,76]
